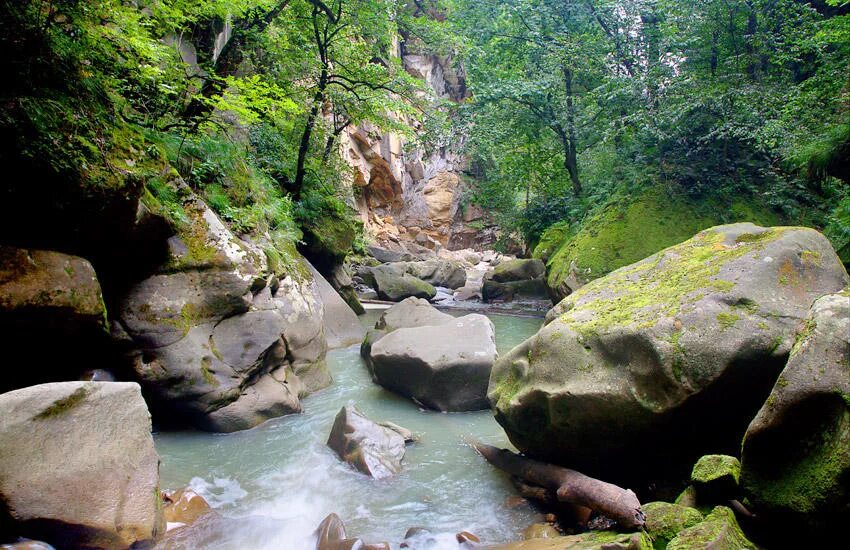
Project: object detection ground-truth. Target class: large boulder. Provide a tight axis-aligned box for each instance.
[118,196,330,432]
[370,265,436,301]
[489,224,849,481]
[369,314,497,411]
[403,259,467,289]
[0,382,163,548]
[483,279,549,303]
[0,246,110,392]
[489,258,546,283]
[326,404,407,479]
[741,290,850,542]
[375,297,453,332]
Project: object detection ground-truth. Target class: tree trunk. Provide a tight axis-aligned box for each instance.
[293,67,328,199]
[562,67,582,196]
[473,442,645,530]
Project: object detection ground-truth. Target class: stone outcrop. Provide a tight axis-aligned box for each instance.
[326,404,408,479]
[642,502,703,548]
[118,195,330,432]
[741,289,850,542]
[0,246,110,392]
[368,265,436,302]
[489,224,849,481]
[0,382,163,549]
[369,314,497,411]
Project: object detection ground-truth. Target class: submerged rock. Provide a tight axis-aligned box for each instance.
[666,506,754,550]
[327,404,408,479]
[119,196,330,432]
[0,382,163,549]
[162,488,212,528]
[522,523,560,540]
[741,289,850,542]
[369,314,497,411]
[489,224,849,480]
[314,513,390,550]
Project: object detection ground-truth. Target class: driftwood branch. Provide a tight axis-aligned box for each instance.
[473,442,645,530]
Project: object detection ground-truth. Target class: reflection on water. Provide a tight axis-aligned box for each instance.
[155,311,543,549]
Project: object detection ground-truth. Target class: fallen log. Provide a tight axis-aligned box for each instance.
[473,442,645,530]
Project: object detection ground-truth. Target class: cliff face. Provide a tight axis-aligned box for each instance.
[340,50,495,252]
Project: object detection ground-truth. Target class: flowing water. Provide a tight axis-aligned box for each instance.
[155,310,543,549]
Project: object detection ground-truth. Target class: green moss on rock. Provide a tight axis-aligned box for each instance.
[691,455,741,500]
[544,186,782,299]
[666,506,755,550]
[643,501,704,548]
[533,221,572,263]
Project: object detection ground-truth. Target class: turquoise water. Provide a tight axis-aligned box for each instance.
[155,311,543,549]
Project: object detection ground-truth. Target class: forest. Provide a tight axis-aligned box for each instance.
[0,1,848,549]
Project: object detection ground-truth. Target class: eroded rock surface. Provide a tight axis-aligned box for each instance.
[327,404,408,479]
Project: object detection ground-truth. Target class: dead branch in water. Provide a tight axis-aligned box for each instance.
[472,442,646,530]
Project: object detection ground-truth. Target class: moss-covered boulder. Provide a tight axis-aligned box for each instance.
[483,278,550,303]
[371,266,436,302]
[299,208,358,273]
[543,187,783,301]
[741,289,850,543]
[0,246,111,391]
[493,530,653,549]
[118,194,330,432]
[643,501,703,547]
[690,455,741,500]
[489,224,849,481]
[533,221,571,264]
[666,506,755,550]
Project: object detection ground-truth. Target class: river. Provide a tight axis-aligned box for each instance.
[155,309,543,549]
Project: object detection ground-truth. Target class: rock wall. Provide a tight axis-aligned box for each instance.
[339,47,495,252]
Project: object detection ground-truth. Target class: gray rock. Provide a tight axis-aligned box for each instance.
[371,266,436,302]
[368,245,412,263]
[307,261,365,348]
[402,259,467,289]
[369,314,497,411]
[490,224,849,480]
[489,258,546,283]
[741,289,850,542]
[119,196,330,432]
[0,382,163,549]
[483,279,549,303]
[327,404,407,479]
[374,297,453,332]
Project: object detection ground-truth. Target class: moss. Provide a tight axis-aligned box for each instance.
[643,501,704,548]
[667,506,755,549]
[791,318,817,357]
[545,186,782,296]
[533,220,572,263]
[716,312,741,330]
[554,226,786,338]
[33,386,90,419]
[493,366,524,411]
[745,409,850,515]
[691,455,741,486]
[200,357,219,386]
